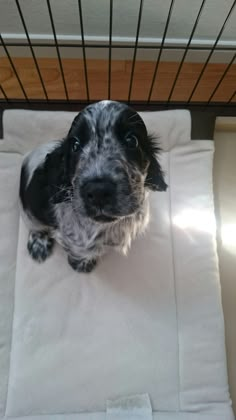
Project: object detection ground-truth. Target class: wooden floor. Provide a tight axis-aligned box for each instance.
[0,57,235,102]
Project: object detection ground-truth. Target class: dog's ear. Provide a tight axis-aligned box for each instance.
[45,146,66,182]
[144,134,168,192]
[44,143,71,203]
[145,156,168,191]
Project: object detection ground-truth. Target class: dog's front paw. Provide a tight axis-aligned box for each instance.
[68,255,97,273]
[27,231,54,263]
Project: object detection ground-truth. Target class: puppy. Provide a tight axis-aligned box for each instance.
[20,100,167,273]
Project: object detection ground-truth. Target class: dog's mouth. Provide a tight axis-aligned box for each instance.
[88,207,140,223]
[84,200,142,223]
[85,206,123,223]
[92,213,118,223]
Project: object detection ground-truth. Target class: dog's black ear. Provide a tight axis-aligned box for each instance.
[144,134,167,192]
[145,156,168,191]
[44,143,71,203]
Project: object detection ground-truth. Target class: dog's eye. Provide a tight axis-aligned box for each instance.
[125,134,138,149]
[72,137,80,152]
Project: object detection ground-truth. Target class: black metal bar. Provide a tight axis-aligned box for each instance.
[128,0,144,102]
[78,0,89,101]
[108,0,113,100]
[0,84,9,102]
[207,53,236,103]
[0,34,29,101]
[46,0,69,100]
[167,0,206,102]
[228,89,236,103]
[1,99,236,116]
[15,0,49,101]
[3,41,236,51]
[147,0,175,103]
[188,0,236,103]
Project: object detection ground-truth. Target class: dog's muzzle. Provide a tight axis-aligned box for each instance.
[80,177,118,222]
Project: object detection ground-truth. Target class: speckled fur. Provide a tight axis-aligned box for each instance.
[53,196,150,261]
[20,100,167,273]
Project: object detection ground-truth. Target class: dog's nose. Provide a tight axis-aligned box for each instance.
[82,178,116,207]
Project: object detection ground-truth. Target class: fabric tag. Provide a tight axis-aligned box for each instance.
[106,393,153,420]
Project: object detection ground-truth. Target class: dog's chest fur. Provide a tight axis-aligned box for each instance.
[53,199,150,260]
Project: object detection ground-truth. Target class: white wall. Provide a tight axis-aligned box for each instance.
[0,0,236,62]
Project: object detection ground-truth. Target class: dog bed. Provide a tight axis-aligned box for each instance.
[0,109,234,420]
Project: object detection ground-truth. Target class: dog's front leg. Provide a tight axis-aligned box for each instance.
[27,230,54,263]
[67,255,97,273]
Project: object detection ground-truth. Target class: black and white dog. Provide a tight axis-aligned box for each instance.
[20,100,167,273]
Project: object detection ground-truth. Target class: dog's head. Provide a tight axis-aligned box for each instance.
[54,101,167,222]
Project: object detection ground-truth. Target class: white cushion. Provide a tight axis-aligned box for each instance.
[0,110,233,420]
[0,153,22,417]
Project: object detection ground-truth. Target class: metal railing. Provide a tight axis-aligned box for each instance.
[0,0,235,114]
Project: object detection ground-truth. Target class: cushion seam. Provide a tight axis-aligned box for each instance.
[168,149,181,411]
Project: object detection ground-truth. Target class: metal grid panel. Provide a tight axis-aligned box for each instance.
[0,0,235,113]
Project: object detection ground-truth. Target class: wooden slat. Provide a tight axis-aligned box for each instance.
[0,57,235,102]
